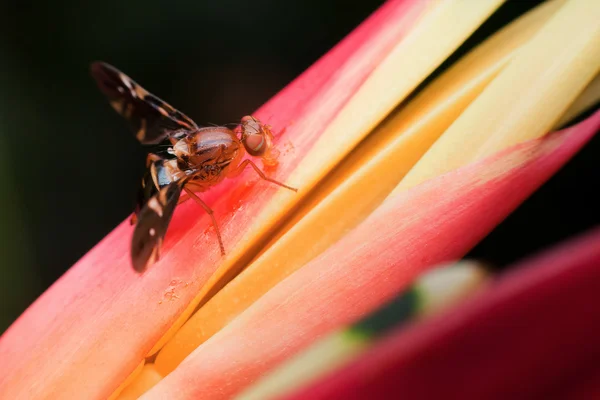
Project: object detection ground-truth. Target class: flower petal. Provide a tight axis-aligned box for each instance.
[112,364,161,400]
[556,73,600,127]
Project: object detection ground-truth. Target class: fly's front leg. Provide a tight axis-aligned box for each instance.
[183,187,226,256]
[230,160,297,192]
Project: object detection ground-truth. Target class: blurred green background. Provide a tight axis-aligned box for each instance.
[0,0,597,333]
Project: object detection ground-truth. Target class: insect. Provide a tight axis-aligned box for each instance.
[90,61,297,273]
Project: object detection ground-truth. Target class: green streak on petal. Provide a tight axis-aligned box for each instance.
[348,287,419,339]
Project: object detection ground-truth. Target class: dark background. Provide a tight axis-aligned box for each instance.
[0,0,597,332]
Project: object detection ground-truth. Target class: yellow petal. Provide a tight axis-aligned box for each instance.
[397,0,600,191]
[556,72,600,127]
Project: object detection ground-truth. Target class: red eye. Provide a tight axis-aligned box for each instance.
[243,133,266,156]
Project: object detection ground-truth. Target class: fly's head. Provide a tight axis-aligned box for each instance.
[239,116,280,167]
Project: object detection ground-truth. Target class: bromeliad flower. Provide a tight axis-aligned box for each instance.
[1,0,599,399]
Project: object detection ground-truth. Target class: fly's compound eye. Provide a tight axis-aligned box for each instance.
[240,115,281,167]
[241,116,268,157]
[242,132,267,156]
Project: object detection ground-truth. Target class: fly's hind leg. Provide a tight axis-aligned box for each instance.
[230,160,297,192]
[183,187,226,256]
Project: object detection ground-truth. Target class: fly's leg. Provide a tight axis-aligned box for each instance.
[183,187,226,256]
[231,159,297,192]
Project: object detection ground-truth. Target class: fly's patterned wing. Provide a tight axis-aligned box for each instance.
[90,61,198,144]
[130,153,172,225]
[131,181,182,272]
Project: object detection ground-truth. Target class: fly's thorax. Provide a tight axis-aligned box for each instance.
[181,127,241,169]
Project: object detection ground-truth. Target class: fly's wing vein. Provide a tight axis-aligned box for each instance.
[91,61,198,144]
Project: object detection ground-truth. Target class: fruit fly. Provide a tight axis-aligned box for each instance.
[90,62,297,273]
